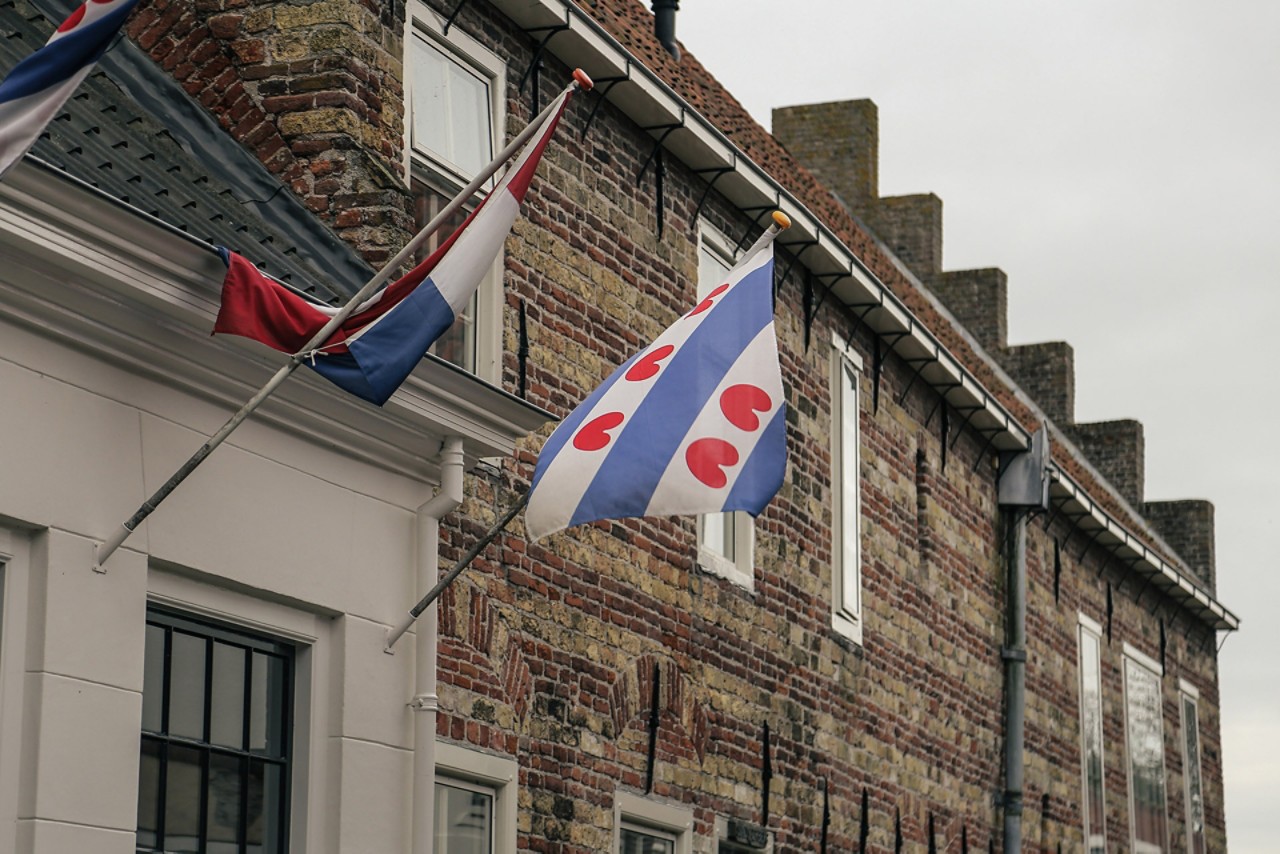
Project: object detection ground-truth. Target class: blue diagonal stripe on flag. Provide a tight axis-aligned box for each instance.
[526,240,787,540]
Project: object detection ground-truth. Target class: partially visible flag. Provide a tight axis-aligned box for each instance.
[526,220,788,540]
[214,87,573,405]
[0,0,139,178]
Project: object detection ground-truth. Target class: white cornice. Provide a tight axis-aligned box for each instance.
[0,161,552,481]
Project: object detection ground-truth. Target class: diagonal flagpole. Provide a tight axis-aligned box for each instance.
[383,210,793,648]
[94,69,594,570]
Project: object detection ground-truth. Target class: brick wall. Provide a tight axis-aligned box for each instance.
[136,0,1228,850]
[126,0,413,266]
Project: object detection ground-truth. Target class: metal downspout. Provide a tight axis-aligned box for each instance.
[412,437,464,854]
[1002,508,1028,852]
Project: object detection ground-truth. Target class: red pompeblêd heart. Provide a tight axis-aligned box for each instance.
[720,384,772,432]
[689,283,729,317]
[625,344,675,382]
[686,438,740,488]
[573,411,625,451]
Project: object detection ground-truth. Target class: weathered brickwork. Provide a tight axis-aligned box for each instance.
[138,0,1230,850]
[126,0,413,265]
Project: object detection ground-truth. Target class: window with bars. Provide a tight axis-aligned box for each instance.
[137,609,293,854]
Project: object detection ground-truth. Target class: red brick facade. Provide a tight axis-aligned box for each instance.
[128,0,1231,850]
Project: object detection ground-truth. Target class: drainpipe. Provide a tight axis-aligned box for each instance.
[1002,509,1028,853]
[411,436,464,854]
[996,426,1048,854]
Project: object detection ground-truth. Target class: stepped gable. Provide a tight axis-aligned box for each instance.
[589,0,1189,575]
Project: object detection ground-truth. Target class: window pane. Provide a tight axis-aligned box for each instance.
[164,745,204,853]
[169,631,207,740]
[1183,695,1206,854]
[446,61,492,177]
[411,178,479,372]
[412,42,450,162]
[249,652,287,757]
[142,623,166,733]
[1079,628,1106,853]
[700,512,734,560]
[412,37,492,178]
[435,782,493,853]
[210,642,247,749]
[247,759,285,854]
[699,243,732,294]
[1125,658,1168,852]
[839,362,860,616]
[136,738,161,849]
[207,753,243,854]
[621,826,676,854]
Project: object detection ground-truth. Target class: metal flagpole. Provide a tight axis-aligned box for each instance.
[95,70,593,570]
[385,489,530,650]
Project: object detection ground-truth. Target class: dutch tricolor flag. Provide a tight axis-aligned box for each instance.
[213,87,572,406]
[0,0,139,178]
[525,224,788,541]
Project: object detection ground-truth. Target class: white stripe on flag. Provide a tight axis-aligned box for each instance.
[643,322,785,516]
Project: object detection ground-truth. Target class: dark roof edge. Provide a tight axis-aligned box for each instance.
[31,0,376,296]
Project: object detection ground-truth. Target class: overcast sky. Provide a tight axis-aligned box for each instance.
[679,1,1280,849]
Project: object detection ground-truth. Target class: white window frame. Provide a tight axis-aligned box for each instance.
[147,569,326,854]
[614,791,693,854]
[1178,679,1206,854]
[1122,643,1169,854]
[1077,614,1108,854]
[436,742,518,854]
[694,221,755,589]
[0,527,26,854]
[404,3,507,383]
[831,331,864,644]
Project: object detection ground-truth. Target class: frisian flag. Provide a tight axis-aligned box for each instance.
[525,215,790,540]
[0,0,140,178]
[213,87,573,406]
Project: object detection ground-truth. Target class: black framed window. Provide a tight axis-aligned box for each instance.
[137,609,293,854]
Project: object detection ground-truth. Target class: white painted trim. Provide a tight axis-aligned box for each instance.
[145,568,331,854]
[830,329,866,372]
[0,163,549,476]
[830,344,863,646]
[1123,642,1164,677]
[436,742,518,854]
[614,791,694,854]
[0,528,29,854]
[1078,612,1104,636]
[1178,678,1200,700]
